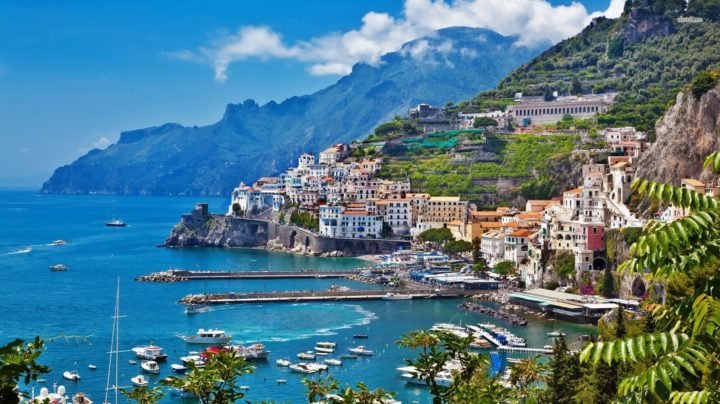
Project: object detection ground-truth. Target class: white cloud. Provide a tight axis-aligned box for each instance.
[168,0,623,80]
[78,137,113,153]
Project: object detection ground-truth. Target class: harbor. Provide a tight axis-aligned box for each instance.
[136,269,361,282]
[179,288,471,304]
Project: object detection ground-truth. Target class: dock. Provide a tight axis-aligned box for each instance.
[498,346,554,355]
[179,289,470,305]
[137,269,359,282]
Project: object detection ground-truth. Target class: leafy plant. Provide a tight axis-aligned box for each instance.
[0,338,49,403]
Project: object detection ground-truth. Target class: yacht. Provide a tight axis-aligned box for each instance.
[277,379,287,384]
[352,334,369,339]
[132,345,168,362]
[232,343,270,360]
[180,354,206,368]
[185,304,210,314]
[348,346,373,356]
[130,375,148,387]
[289,363,318,374]
[140,360,160,374]
[178,328,232,344]
[315,341,337,349]
[50,264,69,272]
[171,363,187,374]
[382,292,412,300]
[52,240,68,246]
[275,359,291,367]
[87,364,97,370]
[297,351,316,360]
[128,360,137,365]
[63,371,80,381]
[397,366,453,387]
[314,346,334,353]
[105,219,126,227]
[324,358,342,366]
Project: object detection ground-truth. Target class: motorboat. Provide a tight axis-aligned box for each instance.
[277,379,287,384]
[352,334,369,339]
[140,360,160,374]
[132,345,168,362]
[232,343,270,360]
[128,360,137,365]
[297,351,316,360]
[105,219,126,227]
[315,341,337,349]
[63,370,81,381]
[178,328,232,344]
[171,363,188,374]
[52,240,67,246]
[180,354,206,367]
[316,352,329,356]
[50,264,69,272]
[547,331,566,338]
[240,385,250,391]
[469,338,491,349]
[314,346,334,353]
[31,385,67,403]
[382,292,412,300]
[397,365,455,387]
[276,359,291,367]
[185,304,210,314]
[324,358,342,366]
[87,364,97,370]
[289,363,318,374]
[348,346,373,356]
[339,354,358,359]
[130,375,148,387]
[72,392,93,403]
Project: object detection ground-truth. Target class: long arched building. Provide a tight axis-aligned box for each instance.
[507,93,616,126]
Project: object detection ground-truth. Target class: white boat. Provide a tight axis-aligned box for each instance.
[382,292,412,300]
[52,240,67,246]
[314,346,334,353]
[289,363,318,374]
[297,351,316,360]
[130,375,148,387]
[240,385,250,391]
[315,341,337,349]
[398,366,453,387]
[72,392,93,403]
[180,354,206,367]
[132,345,168,362]
[171,363,188,374]
[324,359,343,366]
[185,304,210,314]
[277,379,287,384]
[50,264,69,272]
[105,219,126,227]
[547,331,566,338]
[63,370,80,381]
[544,345,554,350]
[276,359,291,367]
[128,359,137,365]
[316,352,329,356]
[233,343,270,360]
[179,328,232,344]
[348,346,373,356]
[140,360,160,374]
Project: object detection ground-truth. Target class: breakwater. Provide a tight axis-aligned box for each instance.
[136,269,359,282]
[459,301,528,326]
[179,289,470,305]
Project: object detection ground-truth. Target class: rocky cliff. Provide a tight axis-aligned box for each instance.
[636,82,720,185]
[164,213,269,248]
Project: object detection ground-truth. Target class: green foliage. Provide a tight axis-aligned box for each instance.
[550,250,575,281]
[278,212,286,225]
[688,69,720,99]
[289,211,319,232]
[520,177,559,200]
[121,385,165,404]
[544,280,560,290]
[0,337,49,403]
[602,267,615,298]
[373,117,420,140]
[543,335,584,404]
[472,117,498,128]
[444,240,472,255]
[472,237,481,263]
[161,351,254,404]
[494,260,515,276]
[418,228,455,244]
[302,376,396,403]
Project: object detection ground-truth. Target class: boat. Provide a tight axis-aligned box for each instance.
[180,354,206,367]
[315,341,337,349]
[316,352,329,356]
[178,328,232,344]
[72,392,93,403]
[297,351,316,360]
[87,364,97,370]
[314,346,334,353]
[130,375,148,387]
[132,345,168,362]
[547,331,566,338]
[339,354,358,359]
[353,334,369,339]
[49,264,69,272]
[104,279,124,404]
[16,246,32,254]
[240,385,250,391]
[63,370,80,381]
[289,363,318,374]
[348,346,373,356]
[140,360,160,374]
[128,359,137,365]
[382,292,412,300]
[171,363,188,374]
[185,303,210,314]
[398,367,453,387]
[52,240,67,246]
[469,338,492,349]
[324,358,342,366]
[276,359,291,367]
[105,219,126,227]
[277,379,287,384]
[232,343,270,360]
[544,345,554,350]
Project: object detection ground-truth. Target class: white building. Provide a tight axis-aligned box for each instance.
[319,204,383,239]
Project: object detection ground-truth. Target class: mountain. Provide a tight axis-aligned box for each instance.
[41,27,542,196]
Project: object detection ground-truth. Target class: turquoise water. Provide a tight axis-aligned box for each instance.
[0,191,593,403]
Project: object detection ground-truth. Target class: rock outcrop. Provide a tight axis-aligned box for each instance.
[636,82,720,185]
[164,210,269,248]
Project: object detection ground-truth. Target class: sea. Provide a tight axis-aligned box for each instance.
[0,190,593,403]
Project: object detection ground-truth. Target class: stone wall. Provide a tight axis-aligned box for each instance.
[165,207,410,256]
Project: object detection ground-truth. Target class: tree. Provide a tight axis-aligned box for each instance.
[509,355,548,403]
[472,117,498,129]
[550,251,575,282]
[544,86,555,101]
[444,240,472,255]
[231,202,241,217]
[302,376,339,403]
[571,76,584,95]
[471,237,481,263]
[121,386,165,404]
[601,267,615,298]
[418,228,455,244]
[472,258,489,277]
[278,212,286,224]
[580,153,720,402]
[494,260,515,276]
[0,337,49,403]
[543,334,583,404]
[161,351,254,404]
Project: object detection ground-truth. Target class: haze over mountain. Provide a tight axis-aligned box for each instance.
[40,27,543,196]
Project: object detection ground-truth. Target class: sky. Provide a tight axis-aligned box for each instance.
[0,0,622,187]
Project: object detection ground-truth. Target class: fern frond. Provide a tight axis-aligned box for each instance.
[669,390,710,404]
[703,152,720,173]
[632,179,719,211]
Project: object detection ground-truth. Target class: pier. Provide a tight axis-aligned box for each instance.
[498,346,554,355]
[136,269,360,282]
[179,289,470,305]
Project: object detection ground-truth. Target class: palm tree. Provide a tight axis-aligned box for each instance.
[509,356,548,403]
[580,153,720,402]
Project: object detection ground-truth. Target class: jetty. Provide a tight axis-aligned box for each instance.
[179,289,470,305]
[498,346,554,355]
[136,269,359,282]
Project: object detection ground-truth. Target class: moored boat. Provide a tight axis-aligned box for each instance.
[348,346,373,356]
[232,343,270,360]
[352,334,369,339]
[87,364,97,370]
[315,341,337,349]
[339,353,358,359]
[72,392,93,404]
[289,362,318,374]
[276,359,291,367]
[178,328,232,344]
[382,292,412,300]
[180,354,205,368]
[297,351,316,360]
[314,346,334,353]
[277,379,287,384]
[50,264,69,272]
[171,363,187,374]
[105,219,126,227]
[130,375,148,387]
[132,345,168,362]
[547,331,566,338]
[140,360,160,374]
[324,358,342,366]
[63,370,80,381]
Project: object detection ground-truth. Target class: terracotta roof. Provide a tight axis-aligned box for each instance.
[611,162,629,168]
[682,178,705,187]
[517,212,543,219]
[564,188,582,194]
[471,211,504,217]
[448,220,464,226]
[510,229,531,237]
[527,200,555,206]
[587,172,604,177]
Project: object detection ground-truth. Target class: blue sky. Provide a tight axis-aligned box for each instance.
[0,0,618,186]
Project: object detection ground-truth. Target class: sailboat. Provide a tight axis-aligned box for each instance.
[104,278,125,404]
